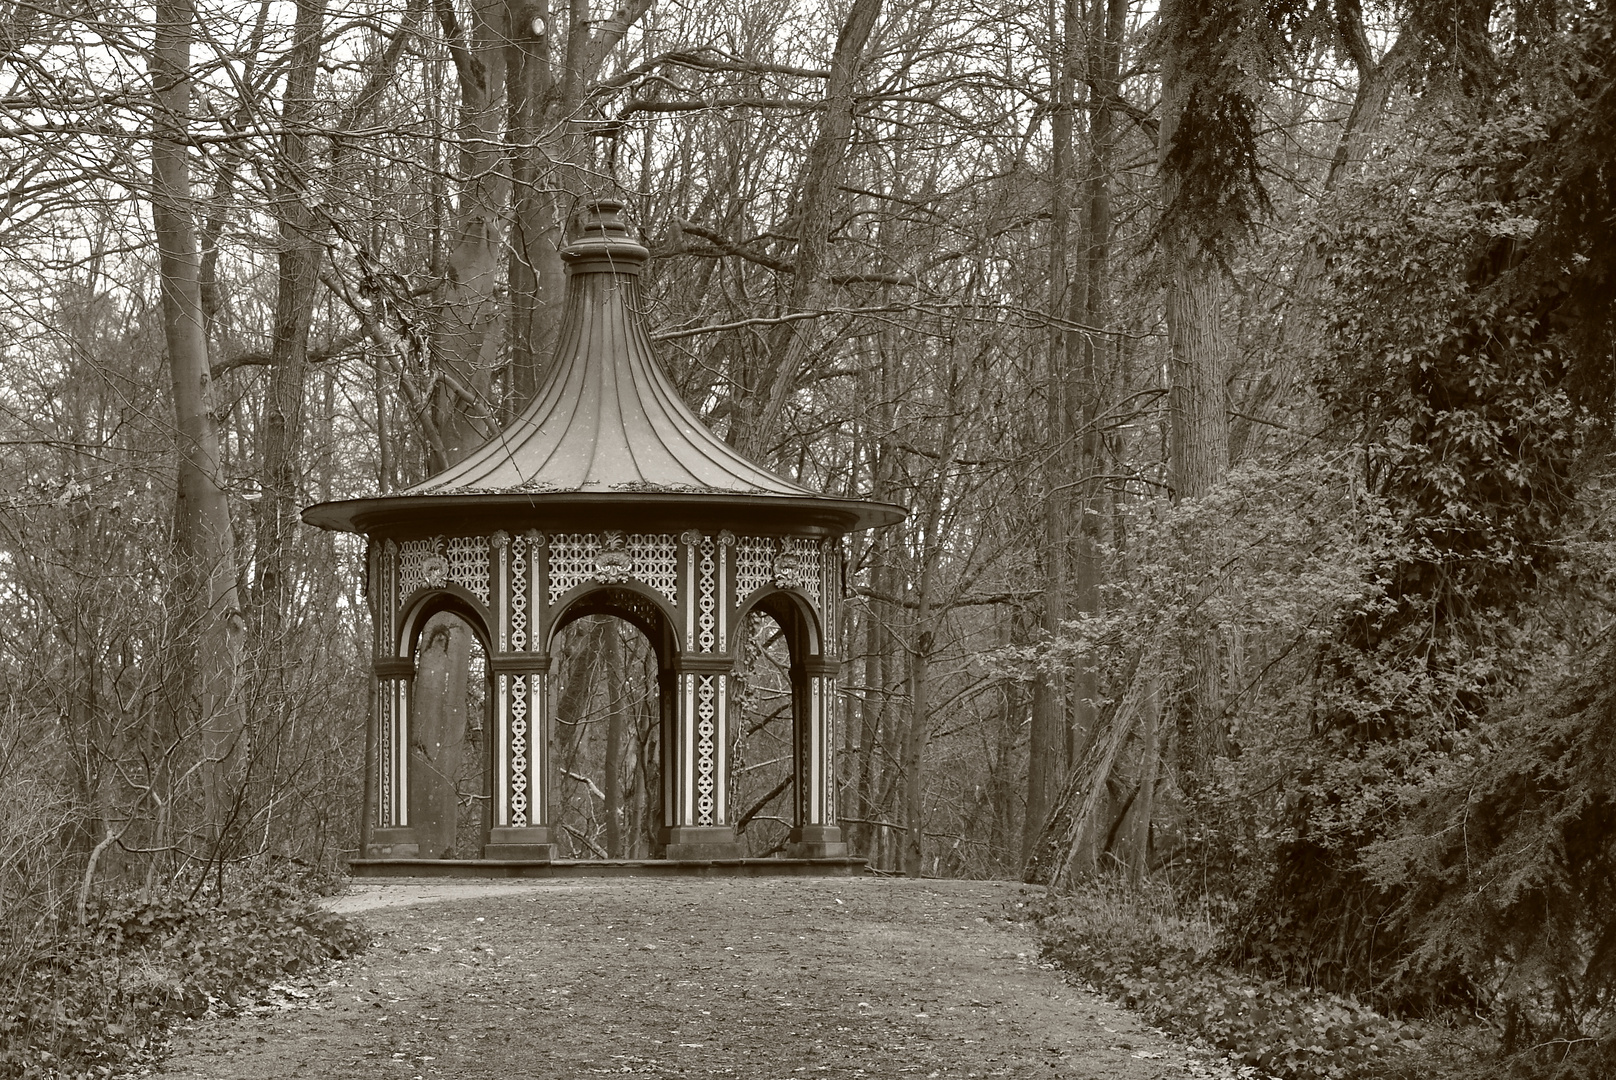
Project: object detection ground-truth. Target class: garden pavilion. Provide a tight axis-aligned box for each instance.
[303,201,906,871]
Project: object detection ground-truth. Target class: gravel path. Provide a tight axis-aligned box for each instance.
[155,876,1246,1079]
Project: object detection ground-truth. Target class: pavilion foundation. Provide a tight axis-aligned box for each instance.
[662,825,743,861]
[483,826,557,861]
[348,856,867,879]
[788,824,848,859]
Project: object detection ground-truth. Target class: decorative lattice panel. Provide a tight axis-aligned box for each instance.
[510,675,529,828]
[548,533,600,604]
[820,678,834,820]
[629,533,678,602]
[780,536,822,600]
[446,536,489,604]
[733,536,774,603]
[697,534,717,652]
[377,685,391,828]
[397,538,438,602]
[509,534,529,651]
[379,540,398,647]
[695,675,718,826]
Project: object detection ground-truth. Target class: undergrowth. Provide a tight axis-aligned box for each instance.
[1029,880,1488,1080]
[0,877,365,1079]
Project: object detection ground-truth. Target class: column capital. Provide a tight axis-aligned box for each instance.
[373,657,414,679]
[671,655,734,676]
[490,653,551,674]
[801,657,841,679]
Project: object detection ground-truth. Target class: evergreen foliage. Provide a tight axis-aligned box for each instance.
[1217,8,1616,1071]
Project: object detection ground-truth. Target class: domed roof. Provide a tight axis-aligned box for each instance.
[303,201,905,537]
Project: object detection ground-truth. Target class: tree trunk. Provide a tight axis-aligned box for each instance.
[1159,0,1232,780]
[410,614,471,858]
[504,0,570,411]
[900,620,931,878]
[429,0,510,466]
[504,0,653,410]
[1126,675,1160,882]
[738,0,883,457]
[255,0,325,650]
[1066,0,1127,763]
[901,419,953,879]
[603,624,626,858]
[1022,0,1078,870]
[852,333,898,859]
[853,543,887,856]
[150,0,246,841]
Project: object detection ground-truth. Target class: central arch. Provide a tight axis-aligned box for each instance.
[549,615,662,858]
[549,585,679,859]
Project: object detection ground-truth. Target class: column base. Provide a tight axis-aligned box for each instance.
[365,827,420,859]
[788,824,847,859]
[662,825,742,860]
[485,826,556,861]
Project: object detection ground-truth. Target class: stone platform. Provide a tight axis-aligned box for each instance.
[349,857,867,879]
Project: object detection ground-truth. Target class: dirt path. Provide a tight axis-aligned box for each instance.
[155,876,1236,1079]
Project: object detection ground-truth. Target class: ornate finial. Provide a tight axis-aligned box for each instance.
[561,200,650,274]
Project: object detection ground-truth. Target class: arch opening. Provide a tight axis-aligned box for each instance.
[728,607,796,858]
[409,609,491,859]
[550,615,664,859]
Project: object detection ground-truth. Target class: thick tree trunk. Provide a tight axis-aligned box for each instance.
[1159,0,1232,780]
[409,615,471,858]
[505,0,651,410]
[255,0,325,649]
[991,614,1030,869]
[504,0,570,411]
[1067,0,1127,759]
[429,0,509,466]
[151,0,246,841]
[1026,642,1159,888]
[1163,245,1230,504]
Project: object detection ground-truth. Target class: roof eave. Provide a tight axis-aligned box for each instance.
[302,491,908,538]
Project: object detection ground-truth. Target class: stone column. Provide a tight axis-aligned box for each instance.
[367,657,418,857]
[790,657,847,857]
[662,657,741,859]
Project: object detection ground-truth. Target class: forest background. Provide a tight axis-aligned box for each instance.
[1,0,1613,1076]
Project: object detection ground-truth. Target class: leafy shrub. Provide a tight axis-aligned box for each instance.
[1031,884,1449,1080]
[0,878,365,1078]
